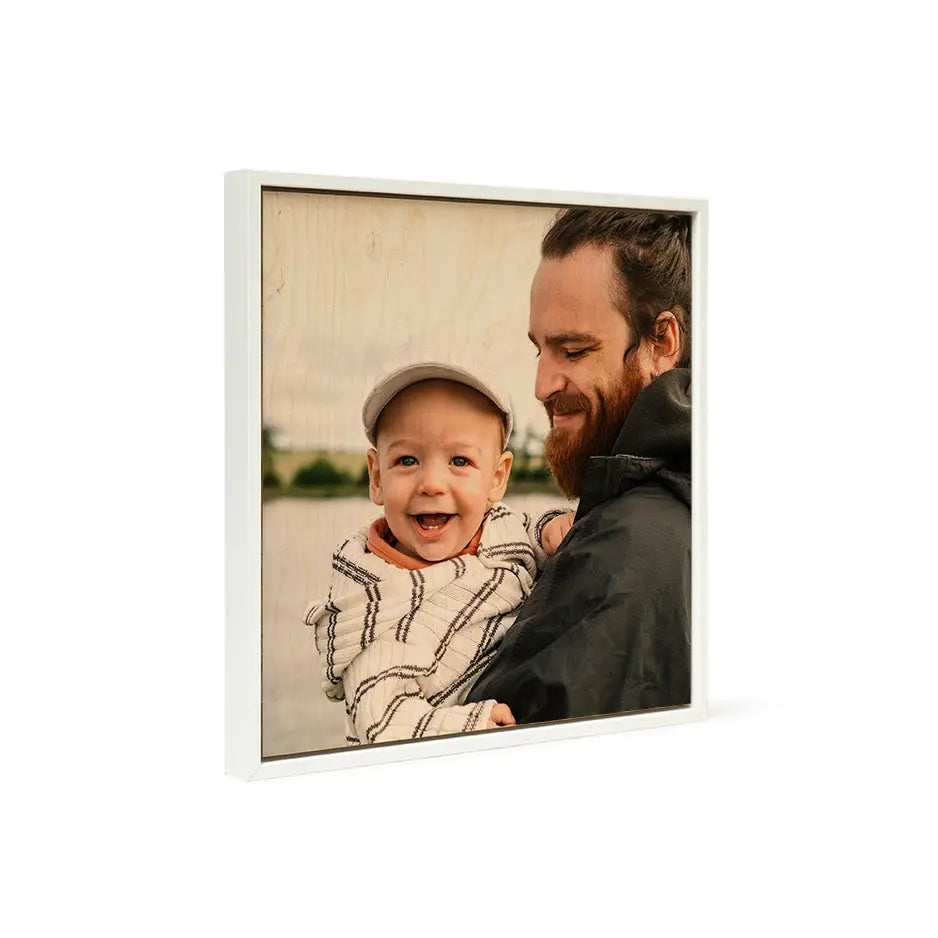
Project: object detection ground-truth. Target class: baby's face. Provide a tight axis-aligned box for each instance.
[367,380,512,562]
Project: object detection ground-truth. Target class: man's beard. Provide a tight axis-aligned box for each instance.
[544,362,646,498]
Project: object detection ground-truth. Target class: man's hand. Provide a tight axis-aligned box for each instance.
[486,702,516,729]
[542,512,575,555]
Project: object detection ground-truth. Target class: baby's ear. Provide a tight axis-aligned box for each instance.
[487,450,513,504]
[366,449,383,506]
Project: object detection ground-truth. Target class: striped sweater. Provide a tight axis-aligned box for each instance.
[304,503,564,746]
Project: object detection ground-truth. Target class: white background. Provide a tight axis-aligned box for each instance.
[4,3,935,935]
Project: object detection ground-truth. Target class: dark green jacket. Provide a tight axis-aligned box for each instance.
[467,368,692,722]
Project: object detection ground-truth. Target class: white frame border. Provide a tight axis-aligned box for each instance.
[225,170,708,780]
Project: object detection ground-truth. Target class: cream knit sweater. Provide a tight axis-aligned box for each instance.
[304,503,563,746]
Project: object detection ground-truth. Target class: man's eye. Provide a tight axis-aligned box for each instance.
[564,348,588,360]
[451,456,470,467]
[398,456,418,467]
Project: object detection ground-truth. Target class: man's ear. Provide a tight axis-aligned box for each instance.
[366,448,383,506]
[487,450,513,504]
[649,310,682,373]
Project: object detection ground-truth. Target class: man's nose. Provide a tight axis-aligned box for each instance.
[535,354,566,402]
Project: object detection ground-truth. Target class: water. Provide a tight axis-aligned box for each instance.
[261,494,571,757]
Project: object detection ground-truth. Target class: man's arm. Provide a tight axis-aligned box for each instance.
[468,488,691,723]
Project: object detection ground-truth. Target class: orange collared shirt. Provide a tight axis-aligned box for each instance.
[366,517,483,570]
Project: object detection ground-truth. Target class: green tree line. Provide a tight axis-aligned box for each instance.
[262,424,558,499]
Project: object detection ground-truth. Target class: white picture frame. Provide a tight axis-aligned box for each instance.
[225,170,708,780]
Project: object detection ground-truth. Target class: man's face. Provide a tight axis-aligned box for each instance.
[529,244,647,498]
[367,380,512,562]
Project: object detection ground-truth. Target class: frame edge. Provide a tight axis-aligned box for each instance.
[225,171,709,778]
[225,171,263,780]
[691,201,709,720]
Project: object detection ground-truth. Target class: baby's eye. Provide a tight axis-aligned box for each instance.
[451,456,471,467]
[398,455,418,467]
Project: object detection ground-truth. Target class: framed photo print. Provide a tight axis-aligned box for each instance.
[226,171,707,780]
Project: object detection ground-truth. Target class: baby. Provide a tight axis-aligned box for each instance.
[304,362,573,746]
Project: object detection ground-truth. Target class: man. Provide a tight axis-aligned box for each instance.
[467,207,693,723]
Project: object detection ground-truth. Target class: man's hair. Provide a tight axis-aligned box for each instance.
[541,208,692,368]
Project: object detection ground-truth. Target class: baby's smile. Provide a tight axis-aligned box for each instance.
[411,512,456,534]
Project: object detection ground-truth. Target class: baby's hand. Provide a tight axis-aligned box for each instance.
[542,512,575,555]
[486,702,516,729]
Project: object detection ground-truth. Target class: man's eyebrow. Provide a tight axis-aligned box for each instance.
[528,331,598,347]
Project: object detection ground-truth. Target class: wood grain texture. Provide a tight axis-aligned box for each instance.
[261,190,560,757]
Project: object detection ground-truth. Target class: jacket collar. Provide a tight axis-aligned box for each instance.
[575,368,692,520]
